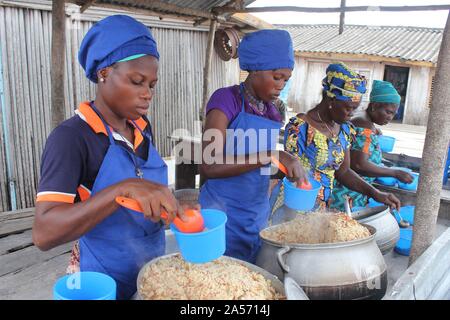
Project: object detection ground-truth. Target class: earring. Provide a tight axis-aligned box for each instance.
[329,105,332,109]
[99,78,105,82]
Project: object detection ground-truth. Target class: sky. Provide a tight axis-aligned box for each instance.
[249,0,449,28]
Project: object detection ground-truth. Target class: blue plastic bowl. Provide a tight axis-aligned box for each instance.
[398,206,415,225]
[375,176,397,186]
[368,198,383,207]
[283,177,321,211]
[395,228,413,256]
[171,209,227,263]
[398,172,419,191]
[378,135,396,153]
[53,272,116,300]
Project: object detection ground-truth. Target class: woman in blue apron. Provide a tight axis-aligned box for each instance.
[33,15,187,300]
[199,30,307,264]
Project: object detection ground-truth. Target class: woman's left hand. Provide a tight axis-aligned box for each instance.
[373,191,401,211]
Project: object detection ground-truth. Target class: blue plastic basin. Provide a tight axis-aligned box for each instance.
[283,177,321,211]
[53,272,116,300]
[171,209,227,263]
[378,135,396,152]
[375,176,397,186]
[398,172,419,191]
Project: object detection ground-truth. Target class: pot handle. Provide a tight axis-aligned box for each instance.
[277,246,291,273]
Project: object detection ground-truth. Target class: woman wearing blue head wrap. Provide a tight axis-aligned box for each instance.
[199,29,307,263]
[330,80,413,211]
[271,63,401,215]
[33,15,191,300]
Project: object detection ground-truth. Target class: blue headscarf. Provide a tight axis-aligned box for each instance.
[370,80,401,105]
[238,29,294,71]
[78,15,159,83]
[322,62,367,102]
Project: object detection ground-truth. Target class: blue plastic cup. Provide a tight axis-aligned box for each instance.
[171,209,227,263]
[398,172,419,191]
[53,272,116,300]
[283,177,321,211]
[378,135,396,152]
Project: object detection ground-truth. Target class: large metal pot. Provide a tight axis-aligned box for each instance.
[256,224,387,300]
[351,205,400,255]
[135,253,287,300]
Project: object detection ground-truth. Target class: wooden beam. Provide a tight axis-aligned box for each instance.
[409,12,450,265]
[80,0,96,13]
[295,51,436,68]
[215,5,450,14]
[51,0,66,129]
[200,19,218,123]
[339,0,346,35]
[230,12,274,30]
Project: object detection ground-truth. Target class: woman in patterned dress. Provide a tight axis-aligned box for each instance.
[271,63,401,214]
[330,80,413,211]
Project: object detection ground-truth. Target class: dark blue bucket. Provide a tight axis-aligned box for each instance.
[53,272,116,300]
[171,209,227,263]
[283,178,321,211]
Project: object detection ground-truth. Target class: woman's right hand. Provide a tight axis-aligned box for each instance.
[118,178,186,224]
[394,170,414,184]
[278,151,308,184]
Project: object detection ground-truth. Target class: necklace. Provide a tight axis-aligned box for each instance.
[317,110,337,138]
[243,83,266,115]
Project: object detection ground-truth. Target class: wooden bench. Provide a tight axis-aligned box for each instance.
[0,208,72,300]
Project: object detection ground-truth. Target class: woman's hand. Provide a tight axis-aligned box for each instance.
[119,178,186,223]
[372,190,401,211]
[394,170,414,184]
[278,151,308,185]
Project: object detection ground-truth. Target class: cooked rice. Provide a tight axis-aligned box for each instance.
[261,211,371,244]
[138,254,285,300]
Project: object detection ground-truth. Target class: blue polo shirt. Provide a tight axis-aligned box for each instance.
[36,102,153,203]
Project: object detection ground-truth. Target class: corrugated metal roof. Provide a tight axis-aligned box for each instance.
[70,0,256,19]
[279,24,443,64]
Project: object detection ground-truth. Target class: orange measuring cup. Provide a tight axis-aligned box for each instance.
[115,196,204,233]
[271,156,311,190]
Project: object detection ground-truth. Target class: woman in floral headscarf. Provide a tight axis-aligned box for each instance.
[271,62,401,213]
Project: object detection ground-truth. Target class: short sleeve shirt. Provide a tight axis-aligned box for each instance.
[36,102,153,203]
[205,85,282,124]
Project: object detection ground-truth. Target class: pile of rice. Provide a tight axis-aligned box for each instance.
[261,212,371,244]
[138,254,285,300]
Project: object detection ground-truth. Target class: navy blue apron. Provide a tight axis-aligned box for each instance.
[199,84,282,263]
[79,104,168,300]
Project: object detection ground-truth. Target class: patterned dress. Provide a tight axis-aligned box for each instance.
[272,114,354,212]
[330,127,382,211]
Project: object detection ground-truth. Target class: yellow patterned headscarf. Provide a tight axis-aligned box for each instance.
[322,62,367,102]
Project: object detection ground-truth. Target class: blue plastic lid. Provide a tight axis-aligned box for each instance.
[394,228,413,256]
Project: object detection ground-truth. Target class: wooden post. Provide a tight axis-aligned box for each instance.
[409,12,450,265]
[51,0,66,129]
[200,19,218,123]
[339,0,346,35]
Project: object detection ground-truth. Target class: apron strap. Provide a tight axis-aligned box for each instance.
[90,102,116,146]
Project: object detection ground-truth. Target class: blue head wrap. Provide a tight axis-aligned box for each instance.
[238,29,294,71]
[78,15,160,83]
[322,62,367,102]
[370,80,401,105]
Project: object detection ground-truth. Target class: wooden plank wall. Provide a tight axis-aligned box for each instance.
[0,3,240,211]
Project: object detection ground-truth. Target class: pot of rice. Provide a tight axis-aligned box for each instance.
[136,253,286,300]
[256,212,387,300]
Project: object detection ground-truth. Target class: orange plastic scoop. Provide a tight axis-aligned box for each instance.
[271,156,311,190]
[115,196,204,233]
